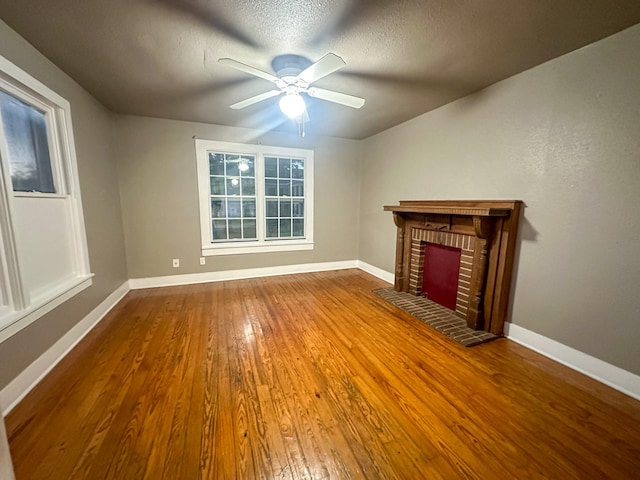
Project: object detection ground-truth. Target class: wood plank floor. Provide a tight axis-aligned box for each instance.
[6,269,640,479]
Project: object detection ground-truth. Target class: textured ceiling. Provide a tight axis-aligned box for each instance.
[1,0,639,139]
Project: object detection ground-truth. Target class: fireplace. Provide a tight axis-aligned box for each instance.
[384,200,522,335]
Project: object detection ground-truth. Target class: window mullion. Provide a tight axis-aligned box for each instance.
[255,152,266,244]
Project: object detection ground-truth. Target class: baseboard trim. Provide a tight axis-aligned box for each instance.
[0,281,130,415]
[357,261,394,284]
[504,322,640,401]
[0,407,14,479]
[129,260,359,289]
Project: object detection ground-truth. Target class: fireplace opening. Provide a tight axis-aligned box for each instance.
[422,243,461,311]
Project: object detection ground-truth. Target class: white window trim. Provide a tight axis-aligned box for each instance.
[0,54,93,343]
[195,139,314,256]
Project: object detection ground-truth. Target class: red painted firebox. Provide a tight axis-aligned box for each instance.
[422,243,461,311]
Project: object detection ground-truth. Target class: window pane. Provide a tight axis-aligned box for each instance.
[265,157,277,177]
[210,177,225,195]
[241,178,255,196]
[292,199,304,217]
[226,177,240,196]
[278,180,290,197]
[228,219,242,239]
[279,199,291,217]
[291,159,304,179]
[209,153,224,175]
[242,199,256,218]
[266,199,278,217]
[293,218,304,237]
[239,157,254,177]
[265,179,277,196]
[211,199,226,218]
[225,155,240,176]
[279,219,291,237]
[0,90,54,193]
[291,180,304,197]
[227,200,241,217]
[212,220,227,240]
[207,151,259,243]
[243,219,256,239]
[266,219,279,238]
[278,158,291,178]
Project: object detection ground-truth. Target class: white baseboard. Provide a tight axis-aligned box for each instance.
[0,407,14,480]
[357,261,394,284]
[129,260,359,289]
[0,281,130,415]
[504,322,640,401]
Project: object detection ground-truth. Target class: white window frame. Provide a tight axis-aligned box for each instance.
[195,139,314,256]
[0,54,93,343]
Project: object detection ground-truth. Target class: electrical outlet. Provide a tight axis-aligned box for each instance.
[172,258,179,268]
[199,257,206,265]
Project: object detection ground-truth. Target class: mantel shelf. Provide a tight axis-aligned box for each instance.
[383,200,521,218]
[383,205,511,217]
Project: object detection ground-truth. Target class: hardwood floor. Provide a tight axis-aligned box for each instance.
[6,269,640,479]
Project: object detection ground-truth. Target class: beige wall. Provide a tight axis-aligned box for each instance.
[0,20,128,389]
[114,115,361,278]
[359,24,640,375]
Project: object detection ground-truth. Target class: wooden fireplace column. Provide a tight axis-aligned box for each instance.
[384,200,522,335]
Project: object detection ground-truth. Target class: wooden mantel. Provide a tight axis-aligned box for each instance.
[384,200,523,335]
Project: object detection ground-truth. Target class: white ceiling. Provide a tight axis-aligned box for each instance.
[1,0,639,139]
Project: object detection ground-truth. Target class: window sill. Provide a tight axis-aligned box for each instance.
[202,241,314,256]
[12,192,68,199]
[0,274,94,343]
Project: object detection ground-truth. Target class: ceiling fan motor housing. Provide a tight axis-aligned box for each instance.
[271,54,312,77]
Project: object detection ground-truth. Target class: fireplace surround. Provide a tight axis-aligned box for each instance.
[384,200,522,335]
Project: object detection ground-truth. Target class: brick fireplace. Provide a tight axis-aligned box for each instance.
[384,200,522,335]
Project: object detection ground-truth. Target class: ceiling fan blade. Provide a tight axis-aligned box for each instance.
[230,90,281,109]
[299,53,346,84]
[307,87,365,108]
[218,58,278,83]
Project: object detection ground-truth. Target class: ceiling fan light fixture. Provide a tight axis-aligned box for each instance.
[279,93,306,118]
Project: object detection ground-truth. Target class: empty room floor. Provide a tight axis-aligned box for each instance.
[6,269,640,479]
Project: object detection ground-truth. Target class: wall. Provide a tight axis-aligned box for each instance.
[0,20,128,390]
[359,24,640,375]
[114,115,361,278]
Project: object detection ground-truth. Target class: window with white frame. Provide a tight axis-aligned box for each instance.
[195,140,313,256]
[0,54,92,343]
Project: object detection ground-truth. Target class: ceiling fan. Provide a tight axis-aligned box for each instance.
[218,53,366,121]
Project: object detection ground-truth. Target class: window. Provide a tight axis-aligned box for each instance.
[0,54,92,343]
[0,90,55,193]
[264,156,306,239]
[196,140,313,256]
[209,153,257,241]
